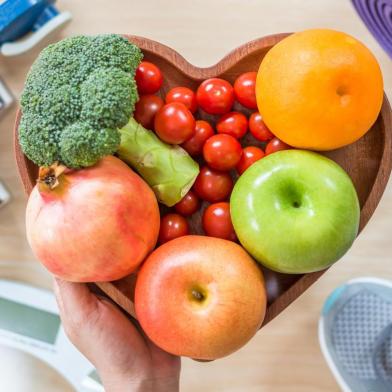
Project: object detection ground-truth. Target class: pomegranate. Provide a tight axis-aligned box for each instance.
[26,156,160,282]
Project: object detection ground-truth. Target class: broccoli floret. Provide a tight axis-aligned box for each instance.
[19,34,142,168]
[19,113,59,166]
[59,123,120,168]
[88,35,143,73]
[80,68,137,129]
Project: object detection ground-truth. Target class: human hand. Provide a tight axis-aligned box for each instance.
[53,279,181,392]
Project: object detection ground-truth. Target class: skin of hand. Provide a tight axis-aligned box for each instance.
[53,279,181,392]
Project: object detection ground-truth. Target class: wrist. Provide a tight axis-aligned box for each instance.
[151,376,180,392]
[101,372,179,392]
[103,378,150,392]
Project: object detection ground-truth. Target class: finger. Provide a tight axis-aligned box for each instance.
[54,278,95,309]
[53,278,98,318]
[96,296,146,339]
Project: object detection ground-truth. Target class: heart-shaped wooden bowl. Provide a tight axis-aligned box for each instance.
[14,34,392,327]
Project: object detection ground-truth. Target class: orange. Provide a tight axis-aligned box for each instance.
[256,29,383,150]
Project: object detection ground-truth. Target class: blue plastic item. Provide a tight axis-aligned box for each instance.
[0,0,54,44]
[0,0,71,56]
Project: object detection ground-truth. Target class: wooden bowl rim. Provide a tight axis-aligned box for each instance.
[13,33,392,325]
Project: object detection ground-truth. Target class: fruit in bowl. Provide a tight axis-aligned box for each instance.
[14,30,392,360]
[256,29,384,150]
[230,150,360,273]
[135,236,267,360]
[26,156,160,282]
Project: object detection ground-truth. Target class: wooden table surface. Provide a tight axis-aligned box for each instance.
[0,1,391,391]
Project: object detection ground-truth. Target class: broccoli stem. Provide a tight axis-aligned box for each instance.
[118,118,200,207]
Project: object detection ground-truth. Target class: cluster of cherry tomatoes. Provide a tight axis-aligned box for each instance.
[134,61,292,244]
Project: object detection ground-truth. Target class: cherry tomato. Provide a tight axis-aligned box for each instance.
[236,146,265,175]
[181,120,214,157]
[166,86,197,113]
[134,95,164,129]
[233,72,257,109]
[216,112,248,139]
[196,78,234,115]
[249,112,274,142]
[203,134,242,171]
[193,166,233,202]
[154,102,195,144]
[202,202,236,241]
[265,137,292,155]
[135,62,163,95]
[158,213,189,244]
[174,190,200,216]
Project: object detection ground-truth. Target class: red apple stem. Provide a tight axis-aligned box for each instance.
[191,289,205,302]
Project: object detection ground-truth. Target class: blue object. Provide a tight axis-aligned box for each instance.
[0,0,60,44]
[0,0,71,56]
[33,4,59,32]
[319,278,392,392]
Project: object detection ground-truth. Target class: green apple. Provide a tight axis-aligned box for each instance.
[230,150,360,274]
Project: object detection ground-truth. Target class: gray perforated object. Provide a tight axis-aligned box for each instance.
[319,278,392,392]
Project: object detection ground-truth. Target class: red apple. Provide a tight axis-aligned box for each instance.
[135,235,267,359]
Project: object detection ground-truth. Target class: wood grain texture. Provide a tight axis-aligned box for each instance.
[13,34,392,328]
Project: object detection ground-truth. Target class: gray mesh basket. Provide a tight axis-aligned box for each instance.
[319,278,392,392]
